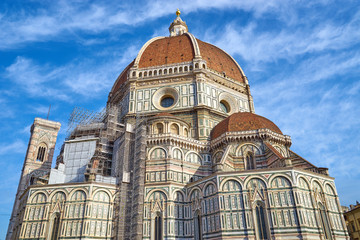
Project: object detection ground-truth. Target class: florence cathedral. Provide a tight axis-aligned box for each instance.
[6,10,349,240]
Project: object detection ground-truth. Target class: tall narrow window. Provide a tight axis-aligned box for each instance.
[155,123,164,134]
[36,146,46,162]
[170,123,180,135]
[50,213,61,240]
[319,203,332,239]
[255,201,269,240]
[155,212,162,240]
[194,210,202,240]
[246,153,255,170]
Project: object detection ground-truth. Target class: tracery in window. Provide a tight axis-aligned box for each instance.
[150,148,166,160]
[319,203,332,239]
[194,210,202,240]
[49,212,61,240]
[254,201,269,240]
[36,145,47,162]
[246,152,255,170]
[155,212,162,240]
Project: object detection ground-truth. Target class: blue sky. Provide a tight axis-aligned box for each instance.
[1,0,359,237]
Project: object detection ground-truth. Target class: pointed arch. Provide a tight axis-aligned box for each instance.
[253,200,270,240]
[36,142,48,162]
[194,209,202,240]
[245,151,256,170]
[154,211,163,240]
[318,202,333,239]
[48,212,61,240]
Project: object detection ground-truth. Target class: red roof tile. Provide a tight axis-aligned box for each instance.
[139,35,194,68]
[211,112,282,139]
[197,39,244,83]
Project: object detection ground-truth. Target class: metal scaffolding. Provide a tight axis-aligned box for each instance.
[66,107,106,135]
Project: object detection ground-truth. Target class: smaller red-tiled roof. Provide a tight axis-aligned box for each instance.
[264,142,284,159]
[211,112,282,139]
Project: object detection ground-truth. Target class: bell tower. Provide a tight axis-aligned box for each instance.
[6,118,61,240]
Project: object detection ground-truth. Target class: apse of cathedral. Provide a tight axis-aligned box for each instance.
[7,10,349,240]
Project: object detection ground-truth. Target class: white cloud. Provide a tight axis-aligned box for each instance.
[207,9,360,66]
[4,57,70,101]
[3,43,139,100]
[0,0,328,49]
[0,140,27,155]
[252,51,360,176]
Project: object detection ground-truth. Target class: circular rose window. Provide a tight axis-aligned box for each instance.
[161,96,175,108]
[152,87,179,110]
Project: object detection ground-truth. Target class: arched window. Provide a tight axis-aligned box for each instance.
[254,201,269,240]
[186,152,201,164]
[195,63,199,69]
[155,123,164,134]
[155,212,162,240]
[49,212,61,240]
[184,128,189,137]
[36,145,47,162]
[319,203,332,239]
[150,148,166,160]
[184,66,188,71]
[173,149,182,160]
[170,123,179,135]
[246,152,255,170]
[194,210,202,240]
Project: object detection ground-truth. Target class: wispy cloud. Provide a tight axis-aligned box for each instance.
[0,0,328,50]
[3,43,138,101]
[0,140,27,155]
[206,9,360,66]
[4,57,70,100]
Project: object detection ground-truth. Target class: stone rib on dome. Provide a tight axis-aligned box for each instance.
[197,39,244,83]
[112,60,134,93]
[211,112,283,139]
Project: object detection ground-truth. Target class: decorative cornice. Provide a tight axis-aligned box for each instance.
[147,133,210,152]
[211,128,292,149]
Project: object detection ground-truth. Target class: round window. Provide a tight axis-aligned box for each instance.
[220,100,230,113]
[161,96,175,108]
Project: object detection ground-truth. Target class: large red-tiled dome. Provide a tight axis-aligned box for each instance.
[111,33,246,94]
[138,35,245,83]
[211,112,282,139]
